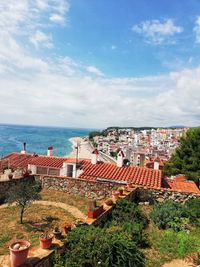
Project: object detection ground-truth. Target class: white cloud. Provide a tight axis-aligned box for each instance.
[0,1,199,128]
[86,66,104,76]
[49,14,65,24]
[132,19,183,44]
[30,30,53,48]
[193,16,200,43]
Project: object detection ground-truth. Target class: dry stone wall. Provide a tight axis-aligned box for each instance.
[137,187,200,203]
[41,176,116,199]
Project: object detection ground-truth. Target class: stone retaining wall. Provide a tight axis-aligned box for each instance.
[136,187,200,203]
[41,176,117,199]
[0,176,35,201]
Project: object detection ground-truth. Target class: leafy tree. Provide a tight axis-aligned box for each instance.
[164,128,200,182]
[150,200,187,231]
[7,179,40,224]
[59,226,145,267]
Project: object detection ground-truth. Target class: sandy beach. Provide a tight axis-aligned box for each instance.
[66,137,94,159]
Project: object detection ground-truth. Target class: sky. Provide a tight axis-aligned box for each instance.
[0,0,200,128]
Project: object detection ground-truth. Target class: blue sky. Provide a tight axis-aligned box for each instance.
[0,0,200,128]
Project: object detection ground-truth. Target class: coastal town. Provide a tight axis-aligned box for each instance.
[90,127,188,170]
[1,0,200,266]
[0,126,200,267]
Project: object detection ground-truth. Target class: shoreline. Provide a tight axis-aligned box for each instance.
[66,136,94,159]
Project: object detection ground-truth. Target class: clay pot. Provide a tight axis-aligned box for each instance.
[9,240,30,267]
[39,235,53,249]
[8,173,13,180]
[53,229,62,239]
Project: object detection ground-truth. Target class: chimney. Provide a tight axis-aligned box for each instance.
[47,146,53,157]
[21,142,27,154]
[91,149,99,164]
[153,160,159,170]
[117,150,124,167]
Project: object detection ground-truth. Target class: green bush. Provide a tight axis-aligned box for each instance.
[184,198,200,225]
[59,225,145,267]
[111,199,148,229]
[150,200,187,231]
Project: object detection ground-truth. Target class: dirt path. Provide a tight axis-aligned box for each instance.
[34,200,87,220]
[162,259,195,267]
[0,200,87,220]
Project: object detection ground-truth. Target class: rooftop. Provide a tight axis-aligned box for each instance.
[79,160,162,189]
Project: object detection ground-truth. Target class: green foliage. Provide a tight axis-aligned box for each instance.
[6,179,41,224]
[150,200,187,231]
[154,229,197,258]
[61,226,144,267]
[89,131,102,140]
[184,198,200,225]
[111,199,148,229]
[164,127,200,182]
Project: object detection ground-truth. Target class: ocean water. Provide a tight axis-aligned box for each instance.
[0,124,92,157]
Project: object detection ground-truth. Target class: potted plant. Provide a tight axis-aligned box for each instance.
[9,240,30,267]
[39,232,53,249]
[53,227,62,239]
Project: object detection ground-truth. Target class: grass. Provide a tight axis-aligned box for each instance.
[0,189,102,255]
[0,204,76,255]
[40,189,91,214]
[140,205,200,267]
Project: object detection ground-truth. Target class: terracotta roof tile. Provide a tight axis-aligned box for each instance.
[165,178,200,194]
[79,161,162,189]
[0,153,83,171]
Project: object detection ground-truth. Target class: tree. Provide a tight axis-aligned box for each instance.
[7,179,40,224]
[59,226,145,267]
[164,128,200,182]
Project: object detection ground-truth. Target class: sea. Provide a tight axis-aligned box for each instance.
[0,124,93,157]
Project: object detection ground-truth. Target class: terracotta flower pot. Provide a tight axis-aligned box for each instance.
[9,240,30,267]
[8,173,13,180]
[39,235,53,249]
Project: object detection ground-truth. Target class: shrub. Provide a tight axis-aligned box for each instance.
[111,199,148,229]
[150,200,187,231]
[60,225,145,267]
[184,198,200,225]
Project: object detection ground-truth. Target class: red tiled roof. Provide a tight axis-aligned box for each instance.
[0,153,82,170]
[165,176,200,194]
[79,161,162,189]
[0,153,33,170]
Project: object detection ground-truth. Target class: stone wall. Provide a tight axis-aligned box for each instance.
[136,187,200,203]
[0,176,35,202]
[41,176,117,199]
